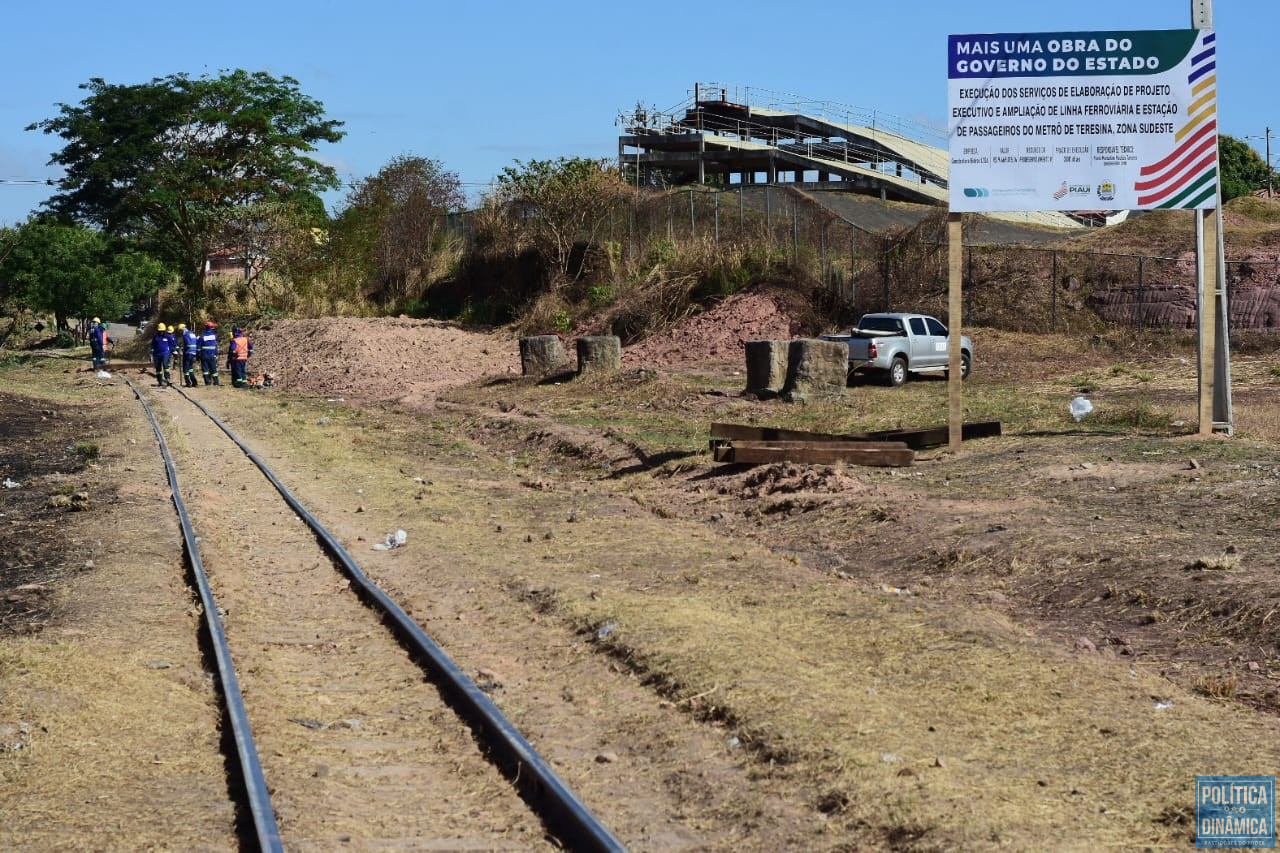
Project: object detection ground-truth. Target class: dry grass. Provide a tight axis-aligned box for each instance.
[195,353,1280,850]
[7,317,1280,849]
[0,642,227,850]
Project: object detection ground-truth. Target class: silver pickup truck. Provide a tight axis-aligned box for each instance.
[821,312,972,387]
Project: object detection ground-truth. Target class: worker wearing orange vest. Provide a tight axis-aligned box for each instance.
[227,326,253,388]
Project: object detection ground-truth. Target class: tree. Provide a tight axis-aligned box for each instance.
[0,219,169,329]
[492,157,629,286]
[27,70,344,305]
[334,155,465,307]
[1219,134,1271,202]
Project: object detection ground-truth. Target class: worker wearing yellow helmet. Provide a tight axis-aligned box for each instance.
[89,318,110,368]
[163,325,180,386]
[151,322,175,387]
[177,323,199,387]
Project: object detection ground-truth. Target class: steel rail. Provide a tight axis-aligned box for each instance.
[126,379,284,852]
[175,388,626,853]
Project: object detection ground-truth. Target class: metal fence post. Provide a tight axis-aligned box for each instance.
[714,191,720,244]
[1051,250,1059,333]
[1138,255,1145,331]
[883,251,891,312]
[850,234,857,308]
[792,200,799,265]
[820,223,827,290]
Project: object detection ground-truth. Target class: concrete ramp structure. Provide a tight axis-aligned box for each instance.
[619,84,1090,230]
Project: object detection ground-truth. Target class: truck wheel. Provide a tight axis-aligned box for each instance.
[947,352,972,380]
[887,357,908,387]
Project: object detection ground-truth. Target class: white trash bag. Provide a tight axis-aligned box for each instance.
[372,529,408,551]
[1069,396,1094,422]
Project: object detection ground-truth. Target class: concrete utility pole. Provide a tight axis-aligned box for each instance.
[1192,0,1233,435]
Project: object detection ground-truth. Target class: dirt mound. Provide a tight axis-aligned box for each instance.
[724,462,866,498]
[622,289,806,368]
[248,317,520,407]
[241,293,809,408]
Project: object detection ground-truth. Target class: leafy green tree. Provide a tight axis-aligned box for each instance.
[492,157,629,286]
[27,70,344,305]
[333,155,465,307]
[1219,134,1272,202]
[0,219,169,329]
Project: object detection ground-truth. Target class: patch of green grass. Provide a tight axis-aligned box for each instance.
[1069,371,1102,392]
[68,441,99,461]
[1091,401,1173,431]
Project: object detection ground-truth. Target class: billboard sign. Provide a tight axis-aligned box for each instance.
[948,29,1218,212]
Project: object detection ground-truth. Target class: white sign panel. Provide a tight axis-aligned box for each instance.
[948,29,1218,212]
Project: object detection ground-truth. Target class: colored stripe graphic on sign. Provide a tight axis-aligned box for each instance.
[1135,31,1218,208]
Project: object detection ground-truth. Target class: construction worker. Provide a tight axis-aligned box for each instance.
[163,325,179,381]
[88,318,110,368]
[227,325,253,388]
[198,321,220,385]
[150,323,174,387]
[178,323,199,387]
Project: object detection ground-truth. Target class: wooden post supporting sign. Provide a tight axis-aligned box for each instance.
[948,213,963,451]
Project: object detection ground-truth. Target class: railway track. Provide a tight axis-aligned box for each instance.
[126,378,624,851]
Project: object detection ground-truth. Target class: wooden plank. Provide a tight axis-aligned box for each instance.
[711,439,907,460]
[710,422,851,442]
[711,420,1002,450]
[728,440,910,451]
[864,421,1002,449]
[719,444,914,467]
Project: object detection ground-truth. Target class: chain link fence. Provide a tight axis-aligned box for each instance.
[448,187,1280,335]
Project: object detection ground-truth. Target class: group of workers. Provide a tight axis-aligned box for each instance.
[149,321,254,388]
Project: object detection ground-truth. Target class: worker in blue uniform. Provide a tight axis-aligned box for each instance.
[178,323,200,387]
[198,321,220,385]
[89,318,110,368]
[151,324,174,386]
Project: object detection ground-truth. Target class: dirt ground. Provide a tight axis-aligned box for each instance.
[243,292,803,409]
[3,294,1280,849]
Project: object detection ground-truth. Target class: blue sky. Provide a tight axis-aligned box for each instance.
[1,0,1273,226]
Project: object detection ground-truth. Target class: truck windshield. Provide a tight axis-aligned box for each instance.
[857,316,904,334]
